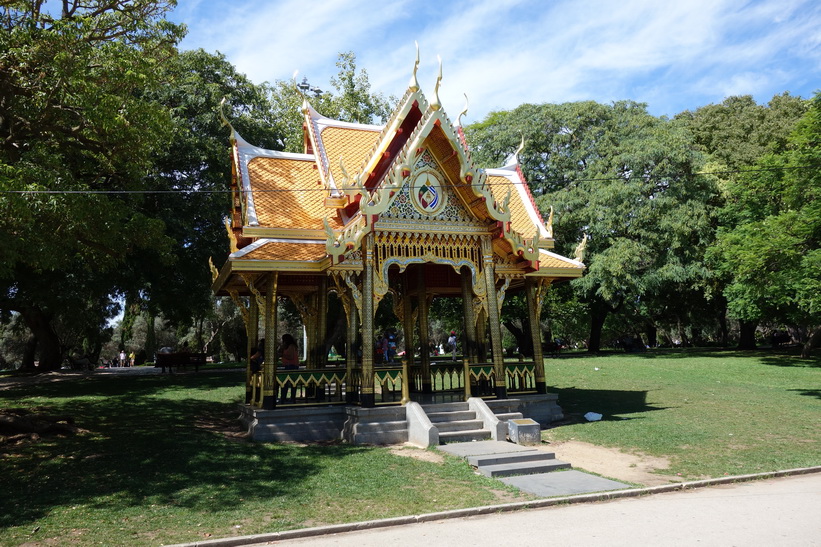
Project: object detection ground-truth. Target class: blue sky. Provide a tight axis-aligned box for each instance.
[169,0,820,122]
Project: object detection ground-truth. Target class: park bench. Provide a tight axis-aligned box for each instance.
[155,352,205,373]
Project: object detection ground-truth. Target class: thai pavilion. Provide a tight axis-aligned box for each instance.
[211,54,585,445]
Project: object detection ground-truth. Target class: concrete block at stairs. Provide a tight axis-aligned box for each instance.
[435,419,485,433]
[439,429,491,443]
[508,418,541,445]
[478,458,571,477]
[426,410,477,422]
[467,450,556,467]
[406,402,437,448]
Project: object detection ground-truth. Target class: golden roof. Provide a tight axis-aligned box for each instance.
[535,250,584,276]
[246,156,342,231]
[232,239,327,262]
[318,126,381,188]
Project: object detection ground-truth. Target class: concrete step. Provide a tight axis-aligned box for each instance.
[467,451,557,467]
[353,420,409,434]
[436,419,485,433]
[493,412,524,421]
[439,429,491,444]
[427,410,477,422]
[478,459,571,478]
[421,402,470,414]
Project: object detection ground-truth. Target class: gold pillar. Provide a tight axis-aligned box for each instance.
[481,238,507,399]
[476,308,488,362]
[305,294,316,368]
[361,233,375,407]
[417,267,432,393]
[262,273,278,409]
[246,295,259,404]
[525,278,547,393]
[346,285,358,403]
[317,276,328,367]
[460,268,478,363]
[402,271,414,369]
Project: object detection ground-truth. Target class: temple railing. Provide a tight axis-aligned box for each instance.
[248,360,537,407]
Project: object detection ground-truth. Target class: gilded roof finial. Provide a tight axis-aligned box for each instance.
[219,97,236,143]
[293,70,311,114]
[431,55,443,111]
[574,233,588,263]
[408,42,420,92]
[514,133,525,162]
[456,93,469,127]
[546,206,554,238]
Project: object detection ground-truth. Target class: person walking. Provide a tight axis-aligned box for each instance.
[448,331,458,361]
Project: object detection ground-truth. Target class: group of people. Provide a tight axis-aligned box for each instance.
[102,350,135,368]
[249,334,300,402]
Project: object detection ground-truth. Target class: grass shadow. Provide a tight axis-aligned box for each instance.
[547,386,667,424]
[0,371,373,529]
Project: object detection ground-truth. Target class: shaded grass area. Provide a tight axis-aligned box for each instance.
[544,350,821,479]
[0,371,526,546]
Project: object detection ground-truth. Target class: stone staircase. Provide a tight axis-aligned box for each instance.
[423,402,490,443]
[468,449,571,477]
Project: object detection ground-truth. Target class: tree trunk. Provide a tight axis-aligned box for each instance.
[645,324,658,348]
[718,302,729,348]
[738,320,757,350]
[801,327,821,358]
[20,306,62,370]
[22,336,37,370]
[144,310,156,360]
[503,320,533,357]
[588,302,608,353]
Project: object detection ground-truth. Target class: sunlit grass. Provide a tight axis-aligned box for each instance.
[543,349,821,479]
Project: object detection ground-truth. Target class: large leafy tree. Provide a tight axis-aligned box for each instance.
[467,101,715,352]
[133,49,281,352]
[676,93,809,348]
[708,94,820,357]
[0,0,184,369]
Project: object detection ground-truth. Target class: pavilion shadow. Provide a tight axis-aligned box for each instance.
[546,386,666,424]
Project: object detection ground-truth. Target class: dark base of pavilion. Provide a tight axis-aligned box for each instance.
[238,393,563,447]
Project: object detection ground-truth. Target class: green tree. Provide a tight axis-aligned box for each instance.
[676,93,809,348]
[708,94,821,357]
[467,101,715,352]
[0,0,184,369]
[268,51,395,153]
[135,49,281,347]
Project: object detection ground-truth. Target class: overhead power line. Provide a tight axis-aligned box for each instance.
[0,164,816,195]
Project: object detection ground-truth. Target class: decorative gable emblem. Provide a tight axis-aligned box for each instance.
[411,169,446,215]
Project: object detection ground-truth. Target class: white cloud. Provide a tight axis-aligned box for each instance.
[171,0,821,120]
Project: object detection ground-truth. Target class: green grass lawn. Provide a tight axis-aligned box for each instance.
[0,370,526,546]
[543,349,821,479]
[1,350,819,545]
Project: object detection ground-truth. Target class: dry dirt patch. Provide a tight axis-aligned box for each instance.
[389,444,445,464]
[541,440,680,486]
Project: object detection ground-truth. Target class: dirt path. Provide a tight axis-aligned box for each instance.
[543,440,681,486]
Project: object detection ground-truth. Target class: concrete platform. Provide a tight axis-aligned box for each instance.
[439,440,629,497]
[438,440,539,458]
[501,470,629,497]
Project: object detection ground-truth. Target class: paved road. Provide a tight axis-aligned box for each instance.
[253,473,821,546]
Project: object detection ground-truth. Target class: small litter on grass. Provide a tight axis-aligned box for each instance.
[584,412,603,422]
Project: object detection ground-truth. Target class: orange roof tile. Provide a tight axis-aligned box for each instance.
[233,240,326,262]
[537,250,584,274]
[319,126,381,187]
[246,157,341,231]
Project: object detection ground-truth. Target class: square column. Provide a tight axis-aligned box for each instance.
[525,278,547,394]
[360,233,375,407]
[262,273,278,409]
[481,238,507,399]
[245,295,258,404]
